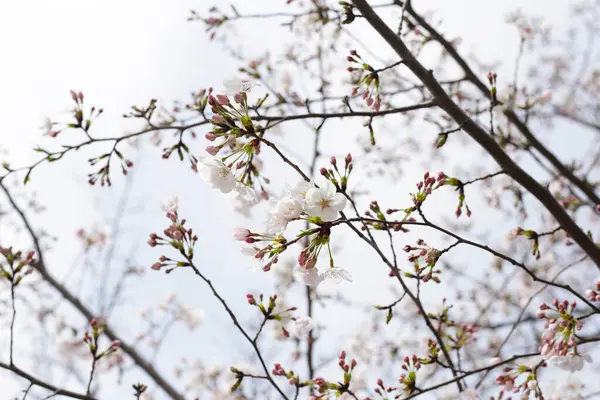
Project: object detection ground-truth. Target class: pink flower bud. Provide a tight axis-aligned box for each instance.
[205,146,219,156]
[215,94,229,105]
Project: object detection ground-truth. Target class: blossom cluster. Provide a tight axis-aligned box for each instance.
[538,299,590,372]
[347,50,382,111]
[585,278,600,302]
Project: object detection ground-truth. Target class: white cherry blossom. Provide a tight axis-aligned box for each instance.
[548,353,591,372]
[196,156,236,194]
[293,316,314,337]
[294,266,321,286]
[223,77,257,94]
[320,267,353,284]
[266,212,288,234]
[305,181,347,221]
[273,195,303,220]
[40,116,53,135]
[160,196,179,213]
[290,180,314,202]
[231,183,259,206]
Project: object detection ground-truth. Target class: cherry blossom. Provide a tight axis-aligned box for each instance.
[294,266,321,286]
[223,77,257,95]
[196,156,237,194]
[231,183,259,206]
[320,267,353,284]
[160,196,179,213]
[459,388,478,400]
[305,181,347,221]
[548,353,592,372]
[293,316,314,337]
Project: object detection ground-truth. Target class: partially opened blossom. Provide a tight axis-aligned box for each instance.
[196,156,237,194]
[160,196,179,213]
[305,181,346,221]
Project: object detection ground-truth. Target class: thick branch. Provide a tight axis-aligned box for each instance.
[351,0,600,269]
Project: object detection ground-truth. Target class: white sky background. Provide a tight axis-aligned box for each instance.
[0,0,595,399]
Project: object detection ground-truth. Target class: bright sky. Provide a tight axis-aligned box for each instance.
[0,0,588,399]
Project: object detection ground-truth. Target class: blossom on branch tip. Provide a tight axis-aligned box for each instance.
[294,266,321,286]
[160,196,179,213]
[223,78,257,95]
[196,156,236,194]
[320,267,353,284]
[305,181,347,222]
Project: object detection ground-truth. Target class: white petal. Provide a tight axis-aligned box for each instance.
[319,206,339,222]
[328,193,347,212]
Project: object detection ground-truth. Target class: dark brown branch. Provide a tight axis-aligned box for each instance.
[351,0,600,269]
[0,362,96,400]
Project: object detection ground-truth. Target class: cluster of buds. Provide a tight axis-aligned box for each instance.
[237,228,292,272]
[270,363,303,390]
[76,227,109,250]
[148,206,198,273]
[310,351,358,399]
[320,154,353,192]
[245,293,298,338]
[362,200,409,233]
[402,239,442,283]
[398,355,421,395]
[538,299,583,358]
[83,317,121,360]
[297,230,331,273]
[495,365,538,397]
[347,50,381,111]
[67,90,103,136]
[0,247,36,287]
[401,171,446,217]
[191,7,228,40]
[586,278,600,302]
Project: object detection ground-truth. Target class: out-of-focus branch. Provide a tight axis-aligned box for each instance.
[0,182,185,400]
[0,362,96,400]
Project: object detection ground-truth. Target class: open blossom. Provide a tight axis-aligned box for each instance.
[290,180,314,202]
[223,77,257,95]
[320,267,353,284]
[231,183,259,206]
[294,266,321,286]
[273,195,303,220]
[160,196,179,213]
[293,316,314,337]
[305,181,347,221]
[40,117,53,135]
[548,353,591,372]
[196,156,236,194]
[266,212,289,234]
